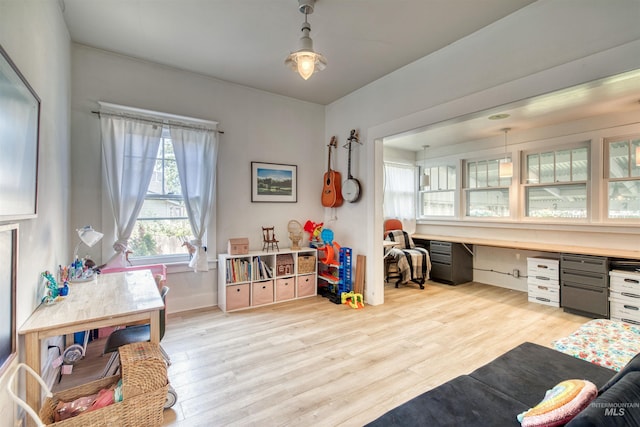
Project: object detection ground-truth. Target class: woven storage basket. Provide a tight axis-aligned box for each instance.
[38,342,167,427]
[298,255,316,274]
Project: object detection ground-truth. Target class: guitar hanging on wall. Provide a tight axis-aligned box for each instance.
[342,129,362,203]
[321,136,343,207]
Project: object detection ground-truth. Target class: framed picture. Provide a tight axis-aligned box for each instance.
[0,223,18,377]
[0,44,40,220]
[251,162,297,203]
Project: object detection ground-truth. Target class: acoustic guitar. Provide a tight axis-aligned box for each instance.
[321,136,343,207]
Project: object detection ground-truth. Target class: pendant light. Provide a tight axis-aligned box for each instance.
[285,0,327,80]
[420,145,430,188]
[499,128,513,178]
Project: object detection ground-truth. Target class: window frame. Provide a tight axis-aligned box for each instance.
[520,141,590,222]
[418,163,458,219]
[128,131,193,263]
[463,156,513,220]
[603,133,640,222]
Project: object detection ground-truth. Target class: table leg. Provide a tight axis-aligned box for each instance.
[24,332,41,427]
[149,309,160,344]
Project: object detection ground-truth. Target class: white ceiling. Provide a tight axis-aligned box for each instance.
[61,0,536,105]
[384,69,640,151]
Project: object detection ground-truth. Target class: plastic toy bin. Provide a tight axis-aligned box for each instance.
[11,342,167,427]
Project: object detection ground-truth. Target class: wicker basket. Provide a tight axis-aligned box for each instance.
[298,255,316,274]
[38,342,167,427]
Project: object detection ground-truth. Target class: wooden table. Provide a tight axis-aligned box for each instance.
[18,269,164,424]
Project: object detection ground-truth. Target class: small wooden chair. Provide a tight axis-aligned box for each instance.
[262,226,279,252]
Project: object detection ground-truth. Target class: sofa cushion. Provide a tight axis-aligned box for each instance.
[566,371,640,426]
[517,379,597,427]
[366,375,527,427]
[469,342,615,407]
[598,351,640,394]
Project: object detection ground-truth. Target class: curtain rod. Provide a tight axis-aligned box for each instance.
[90,110,225,134]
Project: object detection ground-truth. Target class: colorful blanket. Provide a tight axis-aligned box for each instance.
[386,230,431,283]
[551,319,640,371]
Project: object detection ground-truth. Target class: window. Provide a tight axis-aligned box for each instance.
[605,135,640,219]
[524,145,589,218]
[420,164,456,217]
[130,130,193,258]
[465,158,511,217]
[383,162,416,220]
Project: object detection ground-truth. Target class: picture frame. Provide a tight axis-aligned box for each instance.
[0,223,18,377]
[251,162,297,203]
[0,44,41,220]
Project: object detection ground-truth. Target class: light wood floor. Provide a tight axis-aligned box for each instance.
[55,281,590,426]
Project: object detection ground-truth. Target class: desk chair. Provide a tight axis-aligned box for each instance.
[384,220,430,289]
[383,219,403,284]
[101,286,170,377]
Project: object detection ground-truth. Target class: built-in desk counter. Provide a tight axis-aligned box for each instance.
[412,234,640,260]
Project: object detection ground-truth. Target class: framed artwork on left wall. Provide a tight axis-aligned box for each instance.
[251,162,297,203]
[0,44,41,220]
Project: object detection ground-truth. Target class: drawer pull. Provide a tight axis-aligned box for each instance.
[536,276,550,281]
[624,278,640,284]
[536,297,551,302]
[236,288,241,293]
[538,286,549,291]
[620,318,640,325]
[623,305,639,311]
[537,264,549,269]
[621,292,640,299]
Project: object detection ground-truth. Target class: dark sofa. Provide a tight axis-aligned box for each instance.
[367,342,640,426]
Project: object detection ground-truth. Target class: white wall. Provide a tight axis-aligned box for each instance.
[0,0,71,421]
[70,45,326,313]
[325,0,640,305]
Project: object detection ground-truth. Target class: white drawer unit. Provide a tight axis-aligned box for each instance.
[527,257,560,307]
[609,270,640,325]
[527,257,559,279]
[609,270,640,295]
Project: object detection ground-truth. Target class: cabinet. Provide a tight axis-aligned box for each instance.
[527,257,560,307]
[560,253,609,318]
[609,270,640,325]
[429,241,473,285]
[218,248,317,312]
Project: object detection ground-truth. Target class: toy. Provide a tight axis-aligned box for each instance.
[303,220,323,246]
[317,228,341,265]
[341,291,364,309]
[180,237,196,259]
[287,220,303,250]
[42,270,59,304]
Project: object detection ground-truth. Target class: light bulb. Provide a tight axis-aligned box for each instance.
[297,54,316,80]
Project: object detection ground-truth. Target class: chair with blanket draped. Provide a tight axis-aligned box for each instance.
[384,219,431,289]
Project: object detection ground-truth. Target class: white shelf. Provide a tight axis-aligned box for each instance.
[218,247,317,312]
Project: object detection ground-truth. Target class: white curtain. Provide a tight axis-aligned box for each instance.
[170,127,219,272]
[383,162,417,234]
[101,115,162,267]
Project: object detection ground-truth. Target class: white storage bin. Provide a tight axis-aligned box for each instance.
[609,270,640,295]
[527,257,559,277]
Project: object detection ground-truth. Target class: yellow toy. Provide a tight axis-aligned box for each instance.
[341,291,364,309]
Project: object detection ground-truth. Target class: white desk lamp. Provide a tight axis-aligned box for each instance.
[73,225,104,260]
